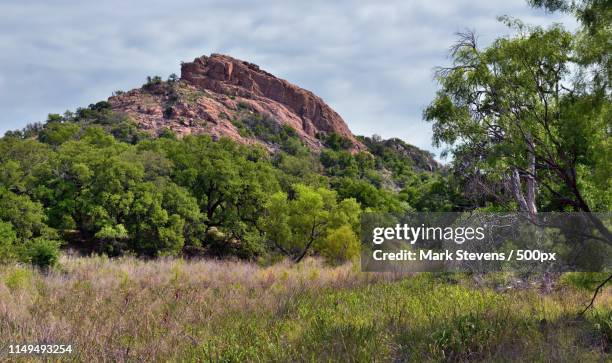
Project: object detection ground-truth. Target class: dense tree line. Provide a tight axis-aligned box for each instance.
[0,103,456,267]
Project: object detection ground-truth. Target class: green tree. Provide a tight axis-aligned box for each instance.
[19,239,61,269]
[319,225,360,263]
[332,177,408,213]
[38,121,81,147]
[0,138,53,195]
[529,0,611,86]
[35,129,201,256]
[260,184,360,263]
[157,136,280,257]
[424,21,610,234]
[0,187,54,240]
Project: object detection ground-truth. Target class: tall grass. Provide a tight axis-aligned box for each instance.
[0,256,609,362]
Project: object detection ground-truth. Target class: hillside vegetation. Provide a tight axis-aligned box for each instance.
[0,102,457,266]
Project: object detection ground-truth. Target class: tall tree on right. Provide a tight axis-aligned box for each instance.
[424,12,610,233]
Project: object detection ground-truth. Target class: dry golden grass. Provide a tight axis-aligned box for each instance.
[0,256,610,362]
[0,256,394,362]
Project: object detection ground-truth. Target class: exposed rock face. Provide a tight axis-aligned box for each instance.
[109,54,364,151]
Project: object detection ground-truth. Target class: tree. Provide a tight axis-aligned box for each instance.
[319,225,360,263]
[260,184,360,263]
[36,130,202,257]
[156,136,280,257]
[0,188,60,267]
[527,0,612,313]
[424,21,610,238]
[0,187,54,240]
[332,177,408,213]
[38,121,81,147]
[400,173,466,212]
[529,0,611,87]
[0,138,53,195]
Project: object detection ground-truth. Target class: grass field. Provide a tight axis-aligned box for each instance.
[0,256,610,362]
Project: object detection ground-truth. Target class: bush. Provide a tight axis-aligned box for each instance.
[318,225,359,263]
[559,272,611,290]
[317,132,353,150]
[144,75,163,88]
[20,239,61,269]
[0,221,17,262]
[4,267,34,290]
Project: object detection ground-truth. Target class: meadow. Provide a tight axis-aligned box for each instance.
[0,256,610,362]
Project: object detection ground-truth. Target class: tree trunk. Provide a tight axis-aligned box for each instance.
[509,169,529,210]
[294,219,318,263]
[525,151,538,217]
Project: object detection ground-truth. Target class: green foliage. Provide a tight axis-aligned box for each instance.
[0,221,17,263]
[4,267,34,290]
[318,225,360,263]
[260,184,360,262]
[38,121,81,146]
[0,88,453,262]
[0,188,53,240]
[320,149,359,178]
[95,224,129,256]
[155,136,280,257]
[233,111,306,154]
[272,152,327,191]
[159,128,177,139]
[0,137,53,194]
[332,177,407,213]
[19,238,61,269]
[400,173,466,212]
[144,75,163,89]
[360,135,438,177]
[317,132,353,151]
[559,272,612,290]
[424,20,611,214]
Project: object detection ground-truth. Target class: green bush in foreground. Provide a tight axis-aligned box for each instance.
[19,239,61,269]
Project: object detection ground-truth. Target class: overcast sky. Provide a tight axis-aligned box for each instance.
[0,0,574,158]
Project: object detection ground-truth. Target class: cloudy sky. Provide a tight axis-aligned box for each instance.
[0,0,574,158]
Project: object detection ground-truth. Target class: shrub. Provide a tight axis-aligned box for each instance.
[318,225,360,263]
[159,128,177,139]
[0,221,17,262]
[317,132,353,151]
[167,73,179,83]
[20,239,61,269]
[96,224,129,257]
[144,75,163,88]
[4,267,34,290]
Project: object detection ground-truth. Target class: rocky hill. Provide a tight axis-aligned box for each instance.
[104,53,441,172]
[109,54,365,151]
